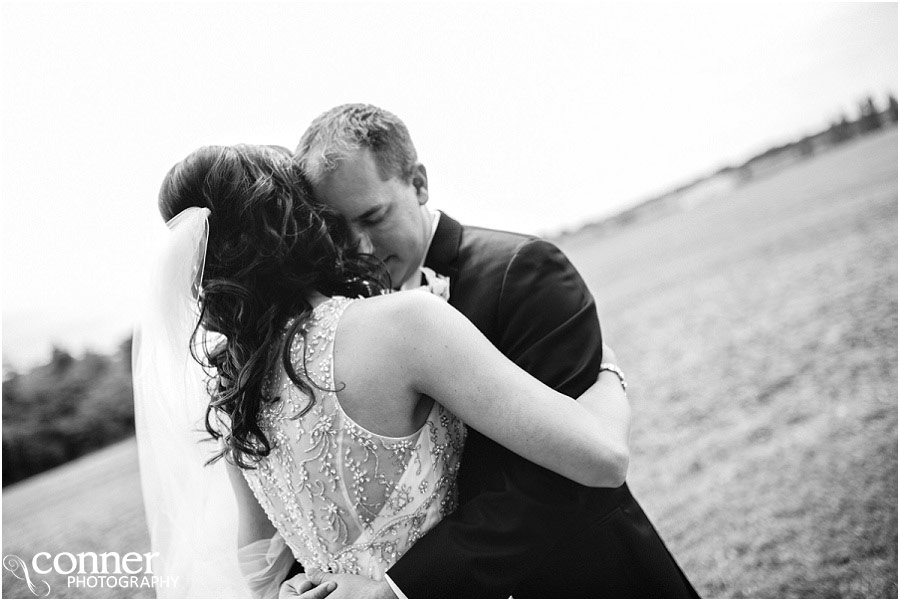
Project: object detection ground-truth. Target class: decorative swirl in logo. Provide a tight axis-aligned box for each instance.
[3,555,50,597]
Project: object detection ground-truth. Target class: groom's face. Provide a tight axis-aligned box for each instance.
[313,148,431,288]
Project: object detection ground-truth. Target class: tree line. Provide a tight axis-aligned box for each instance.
[2,339,135,487]
[734,93,898,177]
[826,93,898,145]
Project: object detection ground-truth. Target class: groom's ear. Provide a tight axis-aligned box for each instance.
[412,163,428,206]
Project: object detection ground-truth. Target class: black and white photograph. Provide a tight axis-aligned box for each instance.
[2,1,897,599]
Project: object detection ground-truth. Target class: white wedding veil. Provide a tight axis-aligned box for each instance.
[132,207,252,598]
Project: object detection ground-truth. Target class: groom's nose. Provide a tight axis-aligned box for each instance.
[351,227,375,255]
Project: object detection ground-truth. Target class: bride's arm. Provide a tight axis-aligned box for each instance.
[393,292,630,488]
[580,342,631,471]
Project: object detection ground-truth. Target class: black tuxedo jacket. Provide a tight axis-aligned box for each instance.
[386,214,698,598]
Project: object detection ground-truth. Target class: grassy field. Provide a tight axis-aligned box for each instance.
[560,127,898,598]
[3,128,897,599]
[2,440,152,599]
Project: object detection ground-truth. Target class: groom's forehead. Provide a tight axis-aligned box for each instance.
[317,158,396,213]
[320,151,380,191]
[314,184,385,226]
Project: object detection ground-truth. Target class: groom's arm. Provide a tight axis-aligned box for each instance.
[386,239,603,598]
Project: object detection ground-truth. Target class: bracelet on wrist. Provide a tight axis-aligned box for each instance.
[599,363,627,392]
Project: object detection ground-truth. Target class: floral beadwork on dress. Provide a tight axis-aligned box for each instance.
[241,297,466,580]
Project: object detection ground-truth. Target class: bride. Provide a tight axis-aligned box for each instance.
[133,144,630,598]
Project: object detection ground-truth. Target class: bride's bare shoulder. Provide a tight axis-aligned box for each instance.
[343,291,450,334]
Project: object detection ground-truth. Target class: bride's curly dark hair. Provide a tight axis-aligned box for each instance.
[158,144,389,469]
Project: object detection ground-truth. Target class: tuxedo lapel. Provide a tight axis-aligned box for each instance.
[424,212,463,280]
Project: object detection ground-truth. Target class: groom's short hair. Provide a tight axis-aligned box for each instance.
[295,104,418,185]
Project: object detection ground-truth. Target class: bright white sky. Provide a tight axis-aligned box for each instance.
[1,1,897,370]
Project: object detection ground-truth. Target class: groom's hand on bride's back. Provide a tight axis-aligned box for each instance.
[279,574,335,599]
[281,569,397,599]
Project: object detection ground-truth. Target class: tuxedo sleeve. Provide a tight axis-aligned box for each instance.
[386,239,604,598]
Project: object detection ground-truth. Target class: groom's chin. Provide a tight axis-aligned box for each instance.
[386,261,409,288]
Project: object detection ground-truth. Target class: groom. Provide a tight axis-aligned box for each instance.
[288,104,698,598]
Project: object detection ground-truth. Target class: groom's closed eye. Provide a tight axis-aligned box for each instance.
[360,206,389,226]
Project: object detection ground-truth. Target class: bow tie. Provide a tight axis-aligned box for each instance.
[420,266,451,301]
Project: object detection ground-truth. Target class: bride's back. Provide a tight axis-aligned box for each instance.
[242,294,465,579]
[329,291,439,438]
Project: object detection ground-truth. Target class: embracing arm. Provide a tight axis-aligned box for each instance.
[388,239,609,598]
[400,292,629,487]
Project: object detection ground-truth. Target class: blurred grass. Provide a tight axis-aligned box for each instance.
[3,128,897,598]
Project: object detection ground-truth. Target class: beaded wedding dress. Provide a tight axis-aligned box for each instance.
[240,296,467,588]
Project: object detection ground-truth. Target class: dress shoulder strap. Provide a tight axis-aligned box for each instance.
[282,296,355,391]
